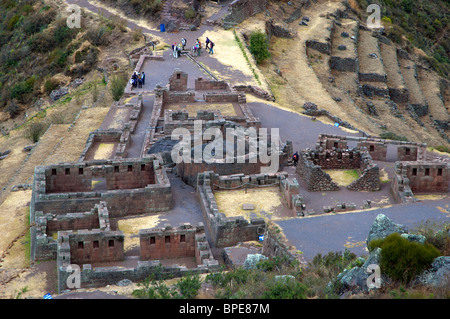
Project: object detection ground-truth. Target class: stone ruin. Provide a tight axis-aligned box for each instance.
[298,134,449,204]
[57,217,218,293]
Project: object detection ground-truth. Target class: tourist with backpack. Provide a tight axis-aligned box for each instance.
[209,41,214,55]
[293,152,299,166]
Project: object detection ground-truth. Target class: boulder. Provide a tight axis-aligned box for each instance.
[334,248,382,294]
[401,233,426,244]
[50,87,69,101]
[418,256,450,288]
[243,254,268,270]
[366,214,408,246]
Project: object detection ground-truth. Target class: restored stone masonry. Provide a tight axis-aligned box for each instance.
[391,161,449,203]
[30,155,172,261]
[57,222,218,293]
[196,170,301,247]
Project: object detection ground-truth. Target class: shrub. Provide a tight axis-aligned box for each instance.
[262,278,308,299]
[368,233,441,283]
[379,131,408,141]
[249,30,270,64]
[24,120,46,143]
[10,76,36,102]
[110,73,128,101]
[175,273,202,299]
[184,8,196,20]
[44,78,59,94]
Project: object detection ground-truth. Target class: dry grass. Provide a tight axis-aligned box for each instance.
[0,190,32,267]
[106,108,129,130]
[214,187,283,221]
[117,214,164,252]
[93,143,115,159]
[324,169,360,186]
[198,26,268,90]
[167,103,237,117]
[42,107,109,165]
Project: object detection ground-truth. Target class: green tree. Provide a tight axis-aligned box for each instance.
[249,30,270,64]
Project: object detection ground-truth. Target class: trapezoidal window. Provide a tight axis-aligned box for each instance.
[128,165,133,172]
[51,168,57,176]
[437,168,443,176]
[405,148,410,155]
[412,168,417,176]
[165,235,171,243]
[177,73,181,80]
[150,237,155,244]
[114,166,119,173]
[180,234,186,242]
[78,242,84,249]
[65,168,70,175]
[108,240,114,247]
[369,145,375,152]
[79,167,84,175]
[425,168,430,176]
[93,240,99,249]
[334,142,338,148]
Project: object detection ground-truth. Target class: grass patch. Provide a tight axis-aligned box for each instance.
[233,29,261,85]
[324,169,360,186]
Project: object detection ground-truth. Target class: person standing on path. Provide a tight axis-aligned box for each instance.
[209,41,214,55]
[141,72,145,85]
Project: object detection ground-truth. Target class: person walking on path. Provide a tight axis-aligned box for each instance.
[205,37,210,50]
[196,39,202,56]
[172,42,177,58]
[181,38,187,51]
[209,41,214,55]
[292,152,299,166]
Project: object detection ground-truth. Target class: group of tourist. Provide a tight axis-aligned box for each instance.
[130,71,145,89]
[172,37,215,58]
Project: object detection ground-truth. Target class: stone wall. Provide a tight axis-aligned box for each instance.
[195,78,230,91]
[222,0,268,28]
[262,221,302,263]
[140,223,215,266]
[330,56,358,72]
[196,171,273,247]
[169,69,188,91]
[297,147,381,192]
[296,151,340,192]
[33,202,111,261]
[57,222,219,293]
[399,161,449,194]
[62,229,124,264]
[30,156,173,261]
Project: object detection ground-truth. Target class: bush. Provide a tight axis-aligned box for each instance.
[249,30,270,64]
[24,120,46,143]
[44,78,59,94]
[379,131,408,141]
[261,278,308,299]
[368,233,441,283]
[175,273,202,299]
[10,76,36,102]
[110,73,128,101]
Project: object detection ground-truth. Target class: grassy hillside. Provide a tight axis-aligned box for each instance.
[0,0,131,123]
[355,0,449,78]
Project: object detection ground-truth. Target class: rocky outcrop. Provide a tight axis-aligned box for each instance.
[366,213,408,246]
[418,256,450,288]
[333,248,382,294]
